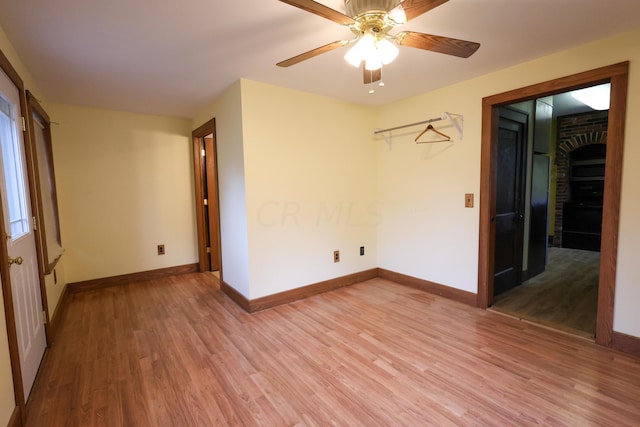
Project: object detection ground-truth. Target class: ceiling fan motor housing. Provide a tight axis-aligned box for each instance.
[345,0,399,18]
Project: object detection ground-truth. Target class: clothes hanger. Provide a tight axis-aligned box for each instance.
[415,124,451,143]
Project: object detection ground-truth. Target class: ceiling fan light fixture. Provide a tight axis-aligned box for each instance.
[365,55,383,71]
[344,32,376,67]
[386,4,407,25]
[346,34,398,70]
[376,37,399,64]
[344,47,363,67]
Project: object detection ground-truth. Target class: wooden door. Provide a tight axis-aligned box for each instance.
[0,69,46,400]
[493,107,528,296]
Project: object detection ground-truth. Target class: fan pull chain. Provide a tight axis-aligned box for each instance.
[367,69,386,94]
[369,69,375,94]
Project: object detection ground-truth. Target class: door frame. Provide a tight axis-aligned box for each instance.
[478,62,629,347]
[192,118,222,273]
[0,47,45,424]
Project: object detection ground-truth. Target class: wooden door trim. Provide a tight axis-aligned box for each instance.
[204,136,221,271]
[598,65,628,346]
[0,46,30,425]
[478,62,629,348]
[192,118,222,274]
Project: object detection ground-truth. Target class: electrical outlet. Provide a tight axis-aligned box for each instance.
[360,246,365,256]
[465,193,474,208]
[157,244,165,255]
[334,250,340,263]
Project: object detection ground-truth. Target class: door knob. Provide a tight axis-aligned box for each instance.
[8,256,23,266]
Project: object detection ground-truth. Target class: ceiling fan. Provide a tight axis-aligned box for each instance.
[276,0,480,86]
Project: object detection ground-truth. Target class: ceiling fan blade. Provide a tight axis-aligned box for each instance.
[401,0,449,22]
[396,31,480,58]
[278,0,355,25]
[363,67,382,84]
[277,40,347,67]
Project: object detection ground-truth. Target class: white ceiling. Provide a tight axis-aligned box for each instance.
[0,0,639,118]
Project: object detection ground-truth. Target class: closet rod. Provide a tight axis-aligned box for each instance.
[374,115,444,135]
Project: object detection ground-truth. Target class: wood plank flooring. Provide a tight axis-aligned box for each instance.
[491,247,600,338]
[26,273,640,426]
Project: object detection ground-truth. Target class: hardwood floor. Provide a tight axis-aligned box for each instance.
[26,273,640,426]
[491,247,599,338]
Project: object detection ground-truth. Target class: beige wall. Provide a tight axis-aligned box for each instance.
[50,104,196,283]
[376,29,640,337]
[241,80,378,299]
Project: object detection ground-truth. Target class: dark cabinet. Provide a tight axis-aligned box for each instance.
[561,144,605,251]
[562,203,602,251]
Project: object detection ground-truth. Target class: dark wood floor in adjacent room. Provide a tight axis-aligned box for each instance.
[26,272,640,426]
[491,247,600,338]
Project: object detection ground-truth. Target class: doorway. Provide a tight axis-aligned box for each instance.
[192,118,222,274]
[478,62,629,347]
[490,91,608,338]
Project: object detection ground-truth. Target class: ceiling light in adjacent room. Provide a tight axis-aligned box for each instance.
[570,83,611,110]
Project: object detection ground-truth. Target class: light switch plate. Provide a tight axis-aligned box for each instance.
[465,193,474,208]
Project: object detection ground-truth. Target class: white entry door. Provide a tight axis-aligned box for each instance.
[0,68,46,400]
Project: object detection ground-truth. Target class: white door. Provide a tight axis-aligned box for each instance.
[0,68,46,400]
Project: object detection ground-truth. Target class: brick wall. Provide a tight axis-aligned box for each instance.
[553,110,608,247]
